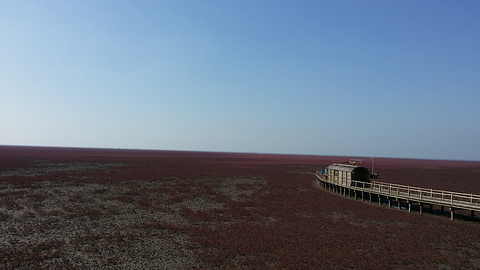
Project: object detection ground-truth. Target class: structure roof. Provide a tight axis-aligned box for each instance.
[327,163,359,173]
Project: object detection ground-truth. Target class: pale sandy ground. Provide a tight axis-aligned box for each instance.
[0,162,265,269]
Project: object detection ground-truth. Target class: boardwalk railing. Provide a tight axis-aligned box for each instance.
[315,171,480,218]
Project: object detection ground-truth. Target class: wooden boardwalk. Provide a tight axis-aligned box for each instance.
[315,171,480,220]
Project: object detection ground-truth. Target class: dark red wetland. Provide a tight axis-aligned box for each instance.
[1,145,480,269]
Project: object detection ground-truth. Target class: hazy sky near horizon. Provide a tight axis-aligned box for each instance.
[1,1,479,161]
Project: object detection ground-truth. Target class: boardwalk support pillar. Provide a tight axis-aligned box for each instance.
[451,208,455,221]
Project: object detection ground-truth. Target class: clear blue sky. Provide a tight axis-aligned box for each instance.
[1,1,479,160]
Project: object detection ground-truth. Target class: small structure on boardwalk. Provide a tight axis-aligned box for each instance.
[323,164,370,187]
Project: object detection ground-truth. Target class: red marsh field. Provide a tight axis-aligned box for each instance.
[1,146,480,269]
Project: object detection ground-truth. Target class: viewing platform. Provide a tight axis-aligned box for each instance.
[315,171,480,221]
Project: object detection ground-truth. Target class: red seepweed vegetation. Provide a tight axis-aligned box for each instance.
[0,145,480,269]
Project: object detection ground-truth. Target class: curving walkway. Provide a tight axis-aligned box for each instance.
[315,171,480,221]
